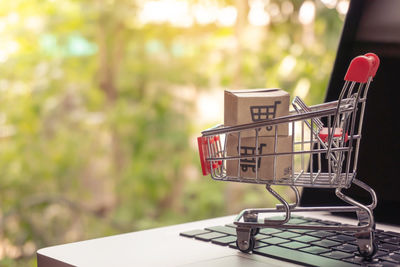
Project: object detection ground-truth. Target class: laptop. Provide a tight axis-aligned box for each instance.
[185,0,400,266]
[37,0,400,266]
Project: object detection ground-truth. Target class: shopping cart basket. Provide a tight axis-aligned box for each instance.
[197,53,380,258]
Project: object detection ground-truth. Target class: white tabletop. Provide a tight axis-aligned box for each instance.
[37,212,400,267]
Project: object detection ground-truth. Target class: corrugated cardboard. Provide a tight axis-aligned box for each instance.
[224,89,290,137]
[226,135,292,180]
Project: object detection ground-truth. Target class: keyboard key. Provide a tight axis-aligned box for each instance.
[259,228,282,235]
[300,221,327,226]
[377,233,393,240]
[228,242,237,249]
[311,239,341,248]
[307,231,336,238]
[379,243,400,252]
[300,245,332,255]
[385,231,400,238]
[291,235,320,243]
[279,241,310,249]
[340,231,357,236]
[320,250,354,260]
[333,243,358,253]
[381,261,400,267]
[195,232,227,241]
[264,216,306,225]
[375,250,390,258]
[253,245,359,267]
[272,231,300,239]
[205,225,237,236]
[379,253,400,263]
[260,237,290,245]
[211,235,237,246]
[287,218,308,225]
[288,228,315,234]
[382,237,400,245]
[180,229,210,237]
[327,234,356,243]
[254,240,268,249]
[254,234,270,240]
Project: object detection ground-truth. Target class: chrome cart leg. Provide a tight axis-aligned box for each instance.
[355,218,377,258]
[236,227,255,253]
[352,178,378,210]
[335,188,377,258]
[276,186,300,211]
[353,178,378,258]
[265,184,291,225]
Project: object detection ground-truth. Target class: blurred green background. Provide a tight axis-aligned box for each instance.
[0,0,346,265]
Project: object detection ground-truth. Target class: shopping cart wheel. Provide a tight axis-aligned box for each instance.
[357,240,378,259]
[357,231,377,259]
[236,236,255,253]
[251,227,259,236]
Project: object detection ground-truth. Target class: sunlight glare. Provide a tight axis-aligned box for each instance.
[0,20,6,33]
[6,12,20,24]
[248,2,270,27]
[25,16,44,31]
[0,40,20,63]
[336,0,349,15]
[299,1,315,25]
[320,0,337,9]
[193,3,218,25]
[139,0,193,27]
[217,6,237,27]
[278,55,297,76]
[293,78,310,99]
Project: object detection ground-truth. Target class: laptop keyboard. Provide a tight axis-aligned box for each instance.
[180,216,400,266]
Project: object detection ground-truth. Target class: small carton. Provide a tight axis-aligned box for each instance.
[226,135,293,180]
[224,89,290,137]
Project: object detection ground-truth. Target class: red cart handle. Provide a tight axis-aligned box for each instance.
[344,53,380,83]
[197,136,222,176]
[364,52,380,78]
[198,136,210,176]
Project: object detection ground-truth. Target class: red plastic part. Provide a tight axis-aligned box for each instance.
[319,127,348,143]
[344,55,373,83]
[197,136,210,175]
[364,53,380,78]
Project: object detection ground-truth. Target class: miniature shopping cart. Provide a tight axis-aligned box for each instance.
[197,53,380,258]
[250,101,281,131]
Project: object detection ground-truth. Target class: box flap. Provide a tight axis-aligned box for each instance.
[227,88,280,94]
[225,88,289,98]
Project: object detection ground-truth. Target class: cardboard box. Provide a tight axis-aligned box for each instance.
[226,135,293,180]
[224,89,290,137]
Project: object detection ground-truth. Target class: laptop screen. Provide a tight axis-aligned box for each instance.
[300,0,400,225]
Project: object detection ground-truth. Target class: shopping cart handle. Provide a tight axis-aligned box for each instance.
[344,55,374,83]
[364,53,380,78]
[197,136,210,176]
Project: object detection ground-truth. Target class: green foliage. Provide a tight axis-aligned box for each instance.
[0,0,343,265]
